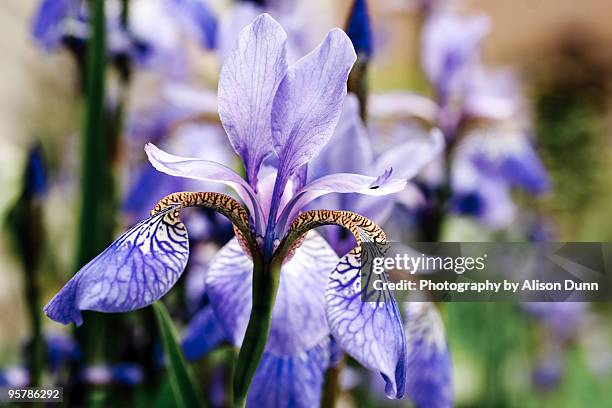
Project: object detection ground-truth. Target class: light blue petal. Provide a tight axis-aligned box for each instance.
[271,28,357,188]
[404,302,453,408]
[217,13,288,187]
[247,337,334,408]
[31,0,74,51]
[206,232,338,355]
[326,251,407,399]
[182,305,228,361]
[44,206,189,326]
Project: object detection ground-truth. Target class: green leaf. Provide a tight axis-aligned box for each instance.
[153,302,205,408]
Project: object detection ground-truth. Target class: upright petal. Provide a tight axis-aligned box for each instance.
[206,232,338,355]
[218,13,288,186]
[272,28,357,184]
[145,143,264,230]
[326,251,407,399]
[44,206,189,326]
[404,302,453,408]
[247,337,334,408]
[182,305,228,361]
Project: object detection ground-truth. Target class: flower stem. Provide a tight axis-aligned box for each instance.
[232,254,281,407]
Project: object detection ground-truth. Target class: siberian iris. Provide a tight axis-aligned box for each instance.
[44,13,414,405]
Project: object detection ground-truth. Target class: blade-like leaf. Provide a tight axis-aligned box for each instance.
[153,302,205,408]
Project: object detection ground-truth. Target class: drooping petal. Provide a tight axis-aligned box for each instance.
[217,13,288,187]
[182,305,228,361]
[374,128,445,180]
[272,28,357,185]
[44,206,189,326]
[404,302,453,408]
[461,127,550,194]
[247,337,334,408]
[206,232,338,355]
[326,251,407,399]
[144,143,264,229]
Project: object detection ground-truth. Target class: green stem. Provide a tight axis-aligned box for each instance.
[232,255,281,407]
[76,0,109,269]
[24,260,44,386]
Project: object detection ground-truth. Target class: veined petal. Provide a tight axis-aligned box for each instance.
[247,337,334,408]
[218,13,288,187]
[206,232,338,355]
[272,28,357,185]
[144,143,264,230]
[404,303,453,408]
[182,305,228,361]
[326,250,407,399]
[44,206,189,326]
[374,128,445,180]
[277,210,406,398]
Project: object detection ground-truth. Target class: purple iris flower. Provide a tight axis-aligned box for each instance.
[32,0,217,75]
[309,94,444,255]
[450,126,550,226]
[31,0,76,52]
[349,302,452,407]
[421,10,490,107]
[44,14,410,403]
[404,303,452,408]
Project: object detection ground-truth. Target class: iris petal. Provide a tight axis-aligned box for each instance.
[31,0,73,51]
[145,143,264,229]
[326,250,407,399]
[44,206,189,326]
[374,128,445,180]
[206,232,338,355]
[218,13,288,187]
[277,172,406,235]
[404,302,453,408]
[182,305,228,361]
[246,337,334,408]
[272,28,357,187]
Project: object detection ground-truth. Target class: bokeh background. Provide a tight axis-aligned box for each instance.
[1,0,612,406]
